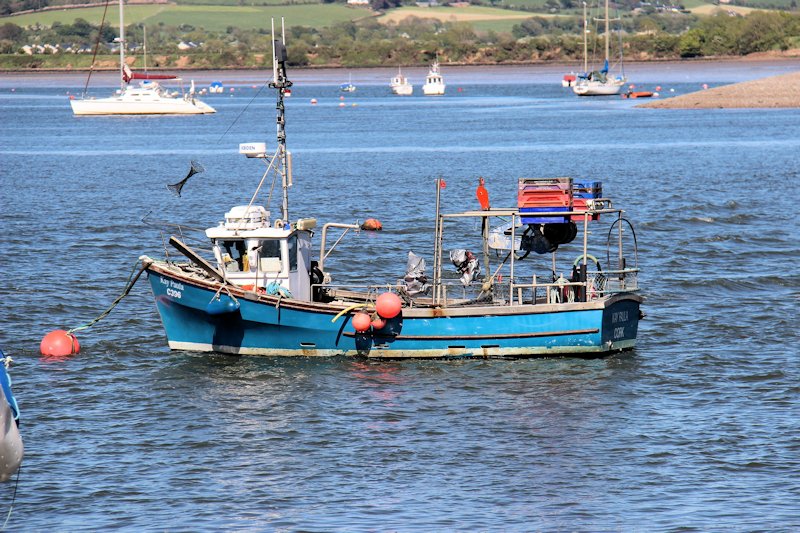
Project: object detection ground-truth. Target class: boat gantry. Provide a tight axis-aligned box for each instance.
[140,20,644,359]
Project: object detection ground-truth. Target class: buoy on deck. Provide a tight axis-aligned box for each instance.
[371,317,386,330]
[352,312,372,332]
[360,218,382,231]
[376,292,402,319]
[40,329,80,357]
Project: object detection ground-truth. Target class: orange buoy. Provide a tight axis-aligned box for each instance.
[40,329,80,357]
[376,292,402,319]
[352,312,372,332]
[360,219,382,231]
[371,317,386,330]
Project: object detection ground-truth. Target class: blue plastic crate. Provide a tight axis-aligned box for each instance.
[573,180,602,199]
[520,206,570,224]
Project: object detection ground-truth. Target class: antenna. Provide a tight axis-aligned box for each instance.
[269,17,293,223]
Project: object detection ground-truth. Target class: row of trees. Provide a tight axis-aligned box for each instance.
[1,10,798,67]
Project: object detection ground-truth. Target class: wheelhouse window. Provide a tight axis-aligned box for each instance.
[220,240,248,272]
[288,235,298,272]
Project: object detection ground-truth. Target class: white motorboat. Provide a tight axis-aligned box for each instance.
[422,60,446,96]
[390,67,413,95]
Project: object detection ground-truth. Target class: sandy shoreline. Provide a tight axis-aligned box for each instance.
[638,70,800,109]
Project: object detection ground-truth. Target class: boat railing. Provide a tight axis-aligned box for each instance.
[316,266,638,308]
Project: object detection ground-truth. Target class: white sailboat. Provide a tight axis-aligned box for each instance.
[70,0,215,116]
[390,67,413,95]
[422,59,446,96]
[339,73,356,93]
[573,0,626,96]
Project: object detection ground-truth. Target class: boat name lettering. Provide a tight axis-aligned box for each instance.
[612,311,629,324]
[613,327,625,339]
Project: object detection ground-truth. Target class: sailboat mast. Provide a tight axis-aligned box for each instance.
[604,0,610,62]
[582,2,588,73]
[270,18,292,223]
[118,0,125,92]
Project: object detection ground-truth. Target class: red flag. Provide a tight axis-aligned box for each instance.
[439,179,446,189]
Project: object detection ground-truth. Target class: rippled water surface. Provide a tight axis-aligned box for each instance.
[1,63,799,530]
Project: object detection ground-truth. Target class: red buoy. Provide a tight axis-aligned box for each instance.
[376,292,402,319]
[352,312,372,332]
[371,317,386,330]
[360,219,382,231]
[40,329,80,357]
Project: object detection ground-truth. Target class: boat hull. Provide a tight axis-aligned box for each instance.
[392,84,413,96]
[70,96,216,115]
[422,84,445,96]
[573,80,625,96]
[146,263,641,359]
[0,365,22,482]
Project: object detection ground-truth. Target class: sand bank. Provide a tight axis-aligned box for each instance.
[638,70,800,109]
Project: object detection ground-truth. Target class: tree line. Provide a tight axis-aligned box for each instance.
[1,10,798,68]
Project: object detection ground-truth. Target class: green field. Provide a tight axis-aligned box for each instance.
[3,3,368,31]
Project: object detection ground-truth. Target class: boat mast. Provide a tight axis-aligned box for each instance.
[269,18,293,223]
[582,1,588,73]
[604,0,609,63]
[118,0,125,93]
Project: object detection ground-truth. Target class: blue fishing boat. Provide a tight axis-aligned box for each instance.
[141,24,643,359]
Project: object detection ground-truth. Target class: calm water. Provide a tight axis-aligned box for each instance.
[1,62,799,530]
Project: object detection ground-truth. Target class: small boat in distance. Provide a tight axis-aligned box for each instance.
[70,0,214,115]
[573,0,627,96]
[622,90,654,99]
[422,59,446,96]
[209,81,224,94]
[340,73,356,93]
[390,67,413,95]
[139,24,644,359]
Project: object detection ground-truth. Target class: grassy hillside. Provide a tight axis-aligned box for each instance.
[3,3,369,31]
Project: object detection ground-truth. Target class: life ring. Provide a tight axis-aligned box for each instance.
[573,254,602,271]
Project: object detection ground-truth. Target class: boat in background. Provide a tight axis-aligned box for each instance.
[573,0,627,96]
[70,0,215,115]
[390,67,413,95]
[209,81,224,94]
[139,23,644,359]
[339,73,356,93]
[622,90,654,99]
[422,59,446,96]
[0,349,22,482]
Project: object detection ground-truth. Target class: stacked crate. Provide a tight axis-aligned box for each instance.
[518,178,573,224]
[571,180,603,221]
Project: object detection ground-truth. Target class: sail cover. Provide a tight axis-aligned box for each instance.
[123,64,178,83]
